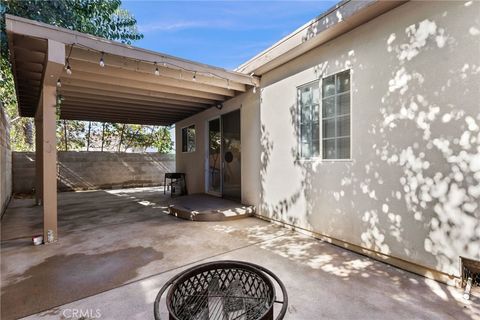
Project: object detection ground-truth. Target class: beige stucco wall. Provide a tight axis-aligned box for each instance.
[175,89,261,205]
[176,1,479,277]
[259,0,479,277]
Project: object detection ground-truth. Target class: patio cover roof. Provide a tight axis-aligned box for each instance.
[5,14,259,125]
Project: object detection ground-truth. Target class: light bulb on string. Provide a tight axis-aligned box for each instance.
[57,79,61,88]
[65,60,72,75]
[192,72,197,81]
[99,52,105,67]
[154,62,160,76]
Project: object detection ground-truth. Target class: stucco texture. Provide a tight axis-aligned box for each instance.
[175,89,261,205]
[258,1,480,277]
[175,1,479,278]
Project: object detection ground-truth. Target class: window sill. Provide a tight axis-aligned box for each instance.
[295,158,354,164]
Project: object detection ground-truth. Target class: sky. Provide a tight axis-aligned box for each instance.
[122,1,337,70]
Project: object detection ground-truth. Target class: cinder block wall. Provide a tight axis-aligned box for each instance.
[0,107,12,215]
[13,152,175,193]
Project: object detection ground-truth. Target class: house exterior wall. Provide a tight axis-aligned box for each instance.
[259,0,479,278]
[175,1,479,279]
[1,106,12,216]
[175,89,261,206]
[13,152,175,193]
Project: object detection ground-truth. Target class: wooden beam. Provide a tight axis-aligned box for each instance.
[59,89,210,108]
[13,46,45,64]
[69,49,247,91]
[64,70,228,101]
[43,40,65,87]
[16,70,42,80]
[62,96,205,112]
[17,79,41,87]
[60,103,196,118]
[60,109,186,122]
[60,112,178,126]
[68,59,240,96]
[15,61,43,73]
[59,86,212,107]
[14,34,47,52]
[60,78,219,105]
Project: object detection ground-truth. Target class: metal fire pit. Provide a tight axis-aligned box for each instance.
[154,260,288,320]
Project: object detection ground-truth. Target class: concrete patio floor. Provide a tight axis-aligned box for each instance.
[1,187,478,320]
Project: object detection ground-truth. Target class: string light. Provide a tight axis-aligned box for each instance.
[65,59,72,75]
[61,43,258,90]
[99,52,105,67]
[57,79,61,88]
[65,45,73,75]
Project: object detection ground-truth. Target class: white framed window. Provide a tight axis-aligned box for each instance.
[297,81,320,159]
[181,124,196,152]
[321,70,351,160]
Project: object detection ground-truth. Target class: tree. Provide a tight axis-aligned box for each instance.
[57,120,87,151]
[0,0,143,150]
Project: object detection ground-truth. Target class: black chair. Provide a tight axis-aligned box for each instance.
[164,173,186,196]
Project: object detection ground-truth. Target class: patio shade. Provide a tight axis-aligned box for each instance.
[5,14,259,126]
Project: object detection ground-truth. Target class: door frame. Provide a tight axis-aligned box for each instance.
[221,109,241,201]
[204,108,242,199]
[205,115,222,197]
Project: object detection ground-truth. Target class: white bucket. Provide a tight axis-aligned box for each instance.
[32,235,43,246]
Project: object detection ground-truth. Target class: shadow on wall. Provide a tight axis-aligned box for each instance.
[259,0,479,281]
[12,152,175,193]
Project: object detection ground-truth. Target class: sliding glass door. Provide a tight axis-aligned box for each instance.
[206,110,241,200]
[221,110,241,201]
[207,118,222,195]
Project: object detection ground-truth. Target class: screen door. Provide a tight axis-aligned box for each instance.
[221,110,241,200]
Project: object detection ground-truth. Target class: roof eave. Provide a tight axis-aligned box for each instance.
[236,0,407,76]
[5,14,260,86]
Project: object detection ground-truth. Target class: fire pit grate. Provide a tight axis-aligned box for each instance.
[154,260,288,320]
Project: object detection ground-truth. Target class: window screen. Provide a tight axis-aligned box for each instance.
[297,82,320,159]
[182,125,196,152]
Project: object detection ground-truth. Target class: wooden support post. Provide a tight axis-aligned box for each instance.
[87,121,91,151]
[42,85,58,243]
[39,39,64,243]
[34,108,43,205]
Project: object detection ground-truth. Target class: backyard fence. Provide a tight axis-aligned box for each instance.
[12,151,175,193]
[1,106,12,215]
